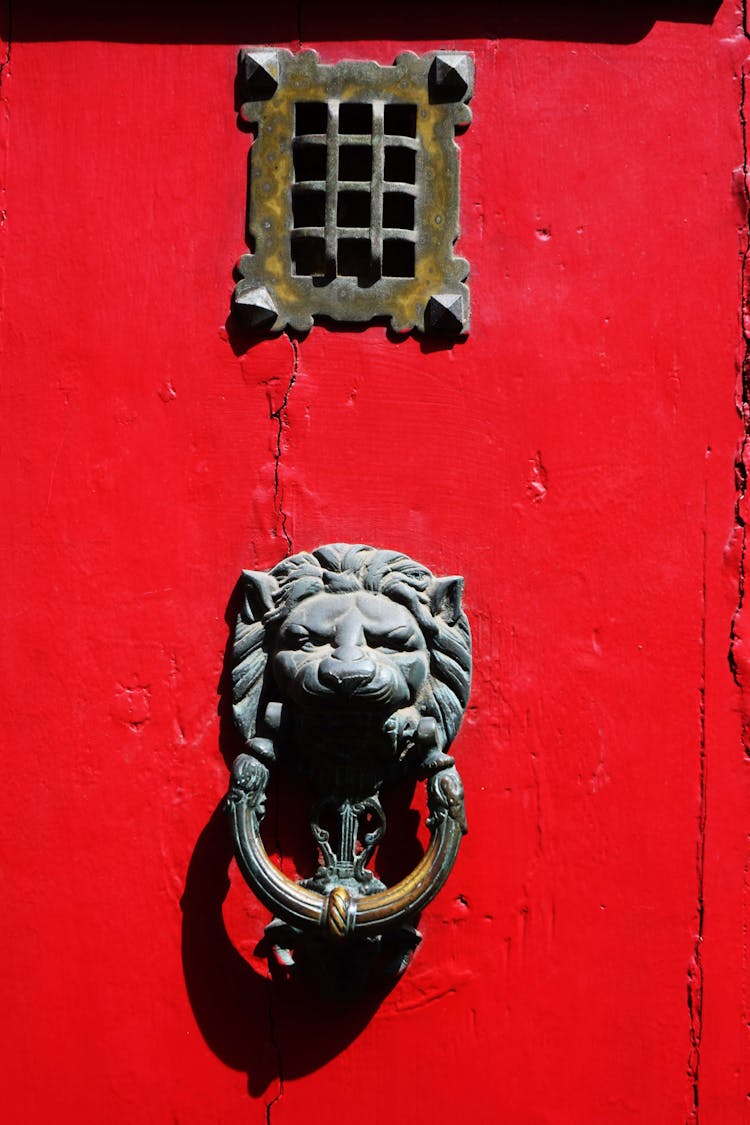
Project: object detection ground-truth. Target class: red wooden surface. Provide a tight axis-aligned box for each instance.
[2,2,749,1121]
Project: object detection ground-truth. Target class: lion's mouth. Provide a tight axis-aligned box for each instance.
[297,691,399,717]
[300,676,407,709]
[276,653,424,720]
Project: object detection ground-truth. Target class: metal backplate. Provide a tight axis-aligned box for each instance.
[234,49,473,336]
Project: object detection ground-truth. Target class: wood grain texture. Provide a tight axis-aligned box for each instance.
[0,2,747,1122]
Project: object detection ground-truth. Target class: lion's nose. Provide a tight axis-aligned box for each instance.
[319,648,376,693]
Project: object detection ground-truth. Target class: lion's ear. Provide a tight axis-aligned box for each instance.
[430,576,464,627]
[239,570,279,623]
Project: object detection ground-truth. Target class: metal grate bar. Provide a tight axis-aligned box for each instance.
[381,135,419,150]
[332,226,370,239]
[324,102,340,271]
[382,183,418,196]
[370,100,385,276]
[382,229,417,242]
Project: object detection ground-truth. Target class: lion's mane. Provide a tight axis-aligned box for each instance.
[232,543,472,752]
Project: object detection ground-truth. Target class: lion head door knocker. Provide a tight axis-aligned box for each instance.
[226,543,471,991]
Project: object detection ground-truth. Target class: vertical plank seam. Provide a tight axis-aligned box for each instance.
[728,8,750,1122]
[730,9,750,739]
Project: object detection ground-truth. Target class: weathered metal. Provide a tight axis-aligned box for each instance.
[226,544,472,991]
[233,49,473,335]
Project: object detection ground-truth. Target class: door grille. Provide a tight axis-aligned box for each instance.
[234,50,473,336]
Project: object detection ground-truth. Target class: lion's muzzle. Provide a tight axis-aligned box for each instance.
[317,647,377,694]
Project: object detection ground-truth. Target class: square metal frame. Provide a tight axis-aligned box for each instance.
[234,49,473,336]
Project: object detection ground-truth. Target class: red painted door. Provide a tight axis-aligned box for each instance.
[2,3,749,1122]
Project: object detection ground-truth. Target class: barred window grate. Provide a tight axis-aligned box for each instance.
[234,50,473,335]
[291,101,418,283]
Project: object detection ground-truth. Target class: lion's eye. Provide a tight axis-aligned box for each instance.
[366,628,412,652]
[301,633,328,650]
[286,626,312,649]
[365,631,388,650]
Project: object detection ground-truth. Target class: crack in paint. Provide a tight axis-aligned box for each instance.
[687,469,709,1124]
[270,340,298,556]
[265,974,285,1125]
[263,332,300,1117]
